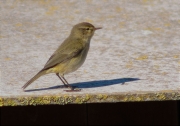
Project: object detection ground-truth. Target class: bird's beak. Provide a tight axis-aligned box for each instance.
[95,27,102,30]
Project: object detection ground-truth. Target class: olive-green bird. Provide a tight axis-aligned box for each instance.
[22,22,102,92]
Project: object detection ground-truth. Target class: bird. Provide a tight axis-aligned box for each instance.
[22,22,102,92]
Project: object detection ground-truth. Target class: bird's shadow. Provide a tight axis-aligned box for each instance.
[25,78,140,92]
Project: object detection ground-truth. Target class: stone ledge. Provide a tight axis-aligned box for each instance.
[1,91,179,106]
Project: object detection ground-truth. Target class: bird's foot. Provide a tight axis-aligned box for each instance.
[64,87,81,92]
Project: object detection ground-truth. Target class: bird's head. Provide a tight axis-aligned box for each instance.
[70,22,102,39]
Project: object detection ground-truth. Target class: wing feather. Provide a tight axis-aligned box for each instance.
[42,38,84,70]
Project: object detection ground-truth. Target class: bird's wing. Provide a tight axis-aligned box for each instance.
[42,39,84,71]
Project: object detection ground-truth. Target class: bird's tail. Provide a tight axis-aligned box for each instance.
[22,70,46,90]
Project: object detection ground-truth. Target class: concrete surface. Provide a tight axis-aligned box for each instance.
[0,0,180,106]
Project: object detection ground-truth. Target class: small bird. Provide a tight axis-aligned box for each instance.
[22,22,102,92]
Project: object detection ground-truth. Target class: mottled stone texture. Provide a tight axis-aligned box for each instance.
[0,0,180,106]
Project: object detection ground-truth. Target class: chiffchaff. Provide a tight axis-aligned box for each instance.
[22,22,102,92]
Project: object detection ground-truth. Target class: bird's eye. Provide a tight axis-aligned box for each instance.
[86,28,90,30]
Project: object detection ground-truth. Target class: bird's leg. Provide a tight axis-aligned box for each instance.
[61,76,73,89]
[61,76,81,92]
[56,73,68,88]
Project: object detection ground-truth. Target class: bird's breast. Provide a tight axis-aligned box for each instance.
[70,43,90,70]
